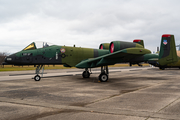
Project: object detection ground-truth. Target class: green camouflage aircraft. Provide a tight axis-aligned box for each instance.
[3,39,158,82]
[148,34,179,70]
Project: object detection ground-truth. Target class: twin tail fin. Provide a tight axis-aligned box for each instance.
[158,34,178,66]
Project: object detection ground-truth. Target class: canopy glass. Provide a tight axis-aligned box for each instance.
[23,42,55,51]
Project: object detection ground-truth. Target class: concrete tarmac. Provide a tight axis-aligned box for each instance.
[0,66,180,120]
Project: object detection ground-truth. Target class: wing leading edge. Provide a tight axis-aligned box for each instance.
[75,47,151,68]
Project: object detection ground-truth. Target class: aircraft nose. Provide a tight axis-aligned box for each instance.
[5,54,16,64]
[4,57,7,63]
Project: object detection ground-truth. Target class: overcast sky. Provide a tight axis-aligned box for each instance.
[1,0,180,53]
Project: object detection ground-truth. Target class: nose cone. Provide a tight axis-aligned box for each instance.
[4,57,7,63]
[4,54,16,64]
[2,57,9,65]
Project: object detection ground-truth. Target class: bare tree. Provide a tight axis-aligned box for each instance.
[0,52,9,65]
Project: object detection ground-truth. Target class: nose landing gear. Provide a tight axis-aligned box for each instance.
[34,75,41,81]
[34,65,44,81]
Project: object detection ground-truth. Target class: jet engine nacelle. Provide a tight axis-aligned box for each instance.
[99,43,110,50]
[109,41,143,53]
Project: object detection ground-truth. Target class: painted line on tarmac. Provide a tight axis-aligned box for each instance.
[129,69,142,71]
[40,74,74,79]
[0,67,151,81]
[9,73,47,76]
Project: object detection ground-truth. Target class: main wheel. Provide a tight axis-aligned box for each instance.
[82,71,90,78]
[99,73,108,82]
[159,67,165,70]
[34,75,41,81]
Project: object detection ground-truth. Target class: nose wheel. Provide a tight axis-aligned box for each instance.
[33,65,44,81]
[34,75,41,81]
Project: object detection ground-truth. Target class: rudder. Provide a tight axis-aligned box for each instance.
[133,39,144,48]
[158,34,178,66]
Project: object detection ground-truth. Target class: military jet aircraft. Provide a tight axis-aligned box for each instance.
[148,34,180,70]
[3,39,158,82]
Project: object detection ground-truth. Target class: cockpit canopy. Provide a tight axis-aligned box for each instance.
[23,41,55,51]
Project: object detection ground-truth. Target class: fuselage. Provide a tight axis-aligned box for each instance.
[4,45,109,67]
[4,41,156,68]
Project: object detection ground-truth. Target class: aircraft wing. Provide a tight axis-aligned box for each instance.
[75,47,151,68]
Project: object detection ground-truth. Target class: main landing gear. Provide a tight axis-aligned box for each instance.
[159,67,165,70]
[82,68,91,78]
[137,63,143,67]
[99,66,109,82]
[34,65,44,81]
[82,66,109,82]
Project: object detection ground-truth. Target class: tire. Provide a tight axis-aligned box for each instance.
[99,73,108,82]
[34,75,41,81]
[159,67,165,70]
[82,71,90,78]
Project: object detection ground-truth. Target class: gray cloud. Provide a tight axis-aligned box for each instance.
[1,0,180,53]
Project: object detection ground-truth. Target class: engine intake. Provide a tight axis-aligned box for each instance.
[99,43,110,50]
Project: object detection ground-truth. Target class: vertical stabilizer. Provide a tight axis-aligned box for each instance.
[159,34,178,66]
[133,39,144,48]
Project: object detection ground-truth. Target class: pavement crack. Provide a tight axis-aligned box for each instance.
[145,97,180,120]
[157,97,180,113]
[85,86,150,106]
[0,100,58,110]
[14,109,80,120]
